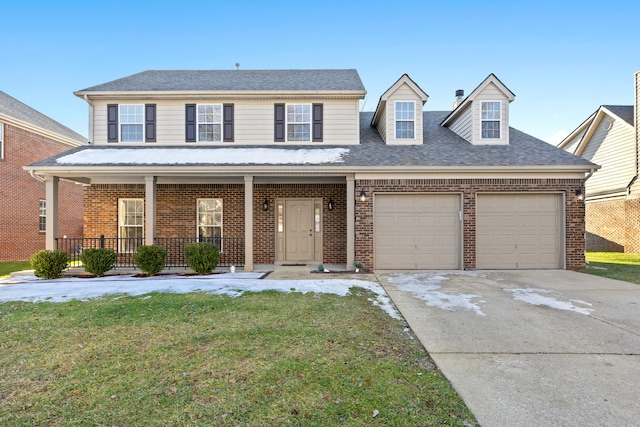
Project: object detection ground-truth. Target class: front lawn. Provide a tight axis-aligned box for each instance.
[0,261,31,278]
[0,289,477,426]
[582,252,640,285]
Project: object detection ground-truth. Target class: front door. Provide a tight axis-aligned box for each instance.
[285,200,315,261]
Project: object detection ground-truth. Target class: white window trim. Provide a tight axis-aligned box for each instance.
[119,104,144,142]
[197,104,223,142]
[480,100,502,139]
[196,198,223,242]
[39,199,46,232]
[394,101,416,140]
[0,123,4,159]
[286,103,311,142]
[118,198,144,252]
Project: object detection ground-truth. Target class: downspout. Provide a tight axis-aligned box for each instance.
[84,94,93,143]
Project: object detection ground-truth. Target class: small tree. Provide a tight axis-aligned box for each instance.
[133,245,166,276]
[30,250,70,279]
[184,242,220,274]
[80,248,117,277]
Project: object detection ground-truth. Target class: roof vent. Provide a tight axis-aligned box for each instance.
[452,89,465,109]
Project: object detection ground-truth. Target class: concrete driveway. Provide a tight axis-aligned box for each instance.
[377,270,640,427]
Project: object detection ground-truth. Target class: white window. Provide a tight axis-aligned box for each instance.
[481,101,501,139]
[118,199,144,252]
[39,200,46,232]
[395,101,415,139]
[197,199,223,243]
[120,105,144,142]
[287,104,311,141]
[198,104,222,142]
[0,123,4,159]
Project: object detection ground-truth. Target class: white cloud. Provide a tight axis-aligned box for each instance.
[544,130,569,145]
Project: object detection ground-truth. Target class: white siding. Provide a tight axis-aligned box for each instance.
[375,105,387,143]
[471,82,509,145]
[91,99,360,145]
[561,129,587,154]
[448,104,472,142]
[383,83,423,145]
[582,116,636,196]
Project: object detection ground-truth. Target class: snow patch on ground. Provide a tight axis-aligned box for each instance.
[505,288,593,315]
[386,272,486,316]
[0,273,401,320]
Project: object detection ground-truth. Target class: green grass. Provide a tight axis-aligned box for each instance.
[582,252,640,285]
[0,261,31,278]
[0,289,478,426]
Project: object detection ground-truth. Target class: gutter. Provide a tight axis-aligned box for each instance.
[29,170,46,182]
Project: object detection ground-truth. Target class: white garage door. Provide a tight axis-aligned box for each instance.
[476,194,563,269]
[374,194,461,269]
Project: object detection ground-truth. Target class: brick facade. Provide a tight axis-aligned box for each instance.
[0,124,84,261]
[354,178,586,270]
[586,198,640,253]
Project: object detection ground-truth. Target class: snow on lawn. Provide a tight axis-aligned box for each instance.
[0,273,401,320]
[504,288,594,315]
[56,147,349,165]
[386,272,486,316]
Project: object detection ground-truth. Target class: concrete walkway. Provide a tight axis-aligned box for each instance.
[377,270,640,427]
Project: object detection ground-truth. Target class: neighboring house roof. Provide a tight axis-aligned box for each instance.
[0,90,86,146]
[30,111,595,171]
[74,69,366,94]
[602,105,634,127]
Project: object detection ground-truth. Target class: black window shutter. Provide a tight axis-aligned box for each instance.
[223,103,234,142]
[107,104,118,142]
[274,103,285,142]
[312,103,323,142]
[185,104,196,142]
[145,104,156,142]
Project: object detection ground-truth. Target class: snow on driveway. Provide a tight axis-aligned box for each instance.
[0,273,401,319]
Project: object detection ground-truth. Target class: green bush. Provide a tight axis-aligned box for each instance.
[80,248,117,277]
[133,245,166,276]
[30,250,70,279]
[184,242,220,274]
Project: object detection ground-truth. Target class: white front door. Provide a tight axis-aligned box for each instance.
[285,200,315,261]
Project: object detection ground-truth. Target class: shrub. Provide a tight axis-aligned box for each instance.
[184,242,220,274]
[133,245,166,276]
[80,248,117,277]
[30,250,70,279]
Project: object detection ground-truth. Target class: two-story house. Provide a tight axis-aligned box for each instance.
[26,69,596,270]
[1,90,86,261]
[558,71,640,253]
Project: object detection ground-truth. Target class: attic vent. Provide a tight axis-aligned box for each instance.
[455,89,464,97]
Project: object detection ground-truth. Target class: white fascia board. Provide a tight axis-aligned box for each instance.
[74,90,367,101]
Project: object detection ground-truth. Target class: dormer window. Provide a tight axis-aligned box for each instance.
[395,101,415,139]
[481,101,501,139]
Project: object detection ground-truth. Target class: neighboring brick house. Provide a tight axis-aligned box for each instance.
[0,90,86,261]
[26,69,595,270]
[558,71,639,252]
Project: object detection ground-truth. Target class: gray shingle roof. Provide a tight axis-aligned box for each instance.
[0,90,87,145]
[602,105,634,127]
[76,70,366,93]
[31,111,595,169]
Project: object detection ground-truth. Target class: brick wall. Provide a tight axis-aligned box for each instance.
[0,124,84,261]
[355,178,586,270]
[586,198,640,253]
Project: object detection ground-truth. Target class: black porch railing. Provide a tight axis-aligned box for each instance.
[55,236,244,270]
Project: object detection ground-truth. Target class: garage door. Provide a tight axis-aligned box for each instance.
[476,194,563,269]
[374,194,461,269]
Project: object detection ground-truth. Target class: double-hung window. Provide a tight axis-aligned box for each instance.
[395,101,415,139]
[287,104,311,141]
[198,104,222,142]
[481,101,501,139]
[118,199,144,252]
[120,105,144,142]
[39,200,46,232]
[197,199,222,246]
[0,123,4,159]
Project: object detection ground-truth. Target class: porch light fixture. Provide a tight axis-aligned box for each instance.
[575,189,584,202]
[359,190,367,202]
[263,198,269,211]
[328,198,334,211]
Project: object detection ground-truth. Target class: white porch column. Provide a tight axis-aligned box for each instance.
[346,175,355,270]
[144,176,157,246]
[45,176,59,251]
[244,176,254,271]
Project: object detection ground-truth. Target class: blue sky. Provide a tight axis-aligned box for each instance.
[1,0,638,144]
